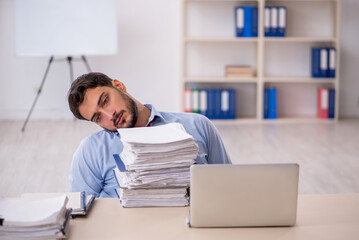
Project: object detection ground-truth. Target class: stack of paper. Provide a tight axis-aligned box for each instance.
[114,122,198,207]
[0,195,71,239]
[21,191,96,217]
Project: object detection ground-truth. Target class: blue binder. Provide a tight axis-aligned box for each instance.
[327,48,336,78]
[264,7,271,37]
[278,7,286,37]
[199,89,208,117]
[270,7,278,36]
[235,7,244,37]
[312,48,328,78]
[220,89,230,119]
[229,89,236,119]
[207,89,215,119]
[263,88,269,118]
[213,89,221,119]
[243,6,253,37]
[328,88,335,119]
[251,7,258,37]
[268,88,277,119]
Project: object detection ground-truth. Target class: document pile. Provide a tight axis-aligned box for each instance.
[0,195,71,239]
[114,122,198,207]
[21,191,96,217]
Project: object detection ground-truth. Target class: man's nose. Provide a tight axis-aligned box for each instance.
[100,109,115,120]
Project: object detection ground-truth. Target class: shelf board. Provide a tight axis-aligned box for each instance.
[211,117,337,124]
[185,37,258,43]
[264,76,336,83]
[184,76,257,83]
[184,37,337,43]
[264,36,337,43]
[211,118,260,124]
[262,117,337,124]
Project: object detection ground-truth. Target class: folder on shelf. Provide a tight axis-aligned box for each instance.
[264,88,269,118]
[328,88,335,119]
[214,89,221,119]
[328,47,336,78]
[312,48,328,78]
[264,7,271,37]
[270,7,278,36]
[192,89,200,113]
[317,88,329,118]
[243,6,252,37]
[268,88,277,119]
[278,7,286,37]
[251,7,258,37]
[263,87,277,119]
[235,7,244,37]
[184,88,192,113]
[221,90,230,119]
[207,89,215,119]
[229,89,236,119]
[199,89,208,116]
[235,6,257,38]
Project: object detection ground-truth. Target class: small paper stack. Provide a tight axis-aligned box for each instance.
[225,65,254,78]
[21,191,96,217]
[114,122,198,207]
[0,195,71,239]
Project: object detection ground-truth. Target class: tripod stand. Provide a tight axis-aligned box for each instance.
[21,55,92,132]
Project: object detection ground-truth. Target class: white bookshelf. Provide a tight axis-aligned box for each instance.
[182,0,340,123]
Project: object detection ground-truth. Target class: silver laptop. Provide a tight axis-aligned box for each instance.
[188,163,299,228]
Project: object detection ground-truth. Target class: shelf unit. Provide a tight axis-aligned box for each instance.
[182,0,340,123]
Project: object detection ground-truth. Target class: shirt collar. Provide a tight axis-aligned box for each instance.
[144,104,166,126]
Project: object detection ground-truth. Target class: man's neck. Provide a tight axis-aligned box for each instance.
[135,103,151,127]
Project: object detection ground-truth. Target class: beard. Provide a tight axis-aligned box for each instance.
[112,90,138,130]
[123,95,138,128]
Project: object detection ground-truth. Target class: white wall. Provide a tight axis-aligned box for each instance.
[0,0,358,120]
[339,0,359,117]
[0,0,182,120]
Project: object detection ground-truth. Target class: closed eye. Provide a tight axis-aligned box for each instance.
[103,95,109,105]
[94,113,101,123]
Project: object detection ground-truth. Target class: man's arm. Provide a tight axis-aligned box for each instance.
[69,138,109,197]
[202,116,232,164]
[187,114,232,164]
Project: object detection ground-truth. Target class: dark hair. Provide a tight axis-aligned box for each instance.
[68,72,113,120]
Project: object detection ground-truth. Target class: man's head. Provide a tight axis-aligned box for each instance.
[68,72,138,131]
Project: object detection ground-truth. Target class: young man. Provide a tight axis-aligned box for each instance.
[68,72,231,197]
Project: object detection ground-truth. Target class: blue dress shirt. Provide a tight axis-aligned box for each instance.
[69,104,232,197]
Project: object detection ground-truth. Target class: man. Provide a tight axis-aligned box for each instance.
[68,72,231,197]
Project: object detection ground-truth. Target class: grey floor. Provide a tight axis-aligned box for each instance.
[1,119,359,198]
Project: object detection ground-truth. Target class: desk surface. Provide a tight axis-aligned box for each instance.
[68,194,359,240]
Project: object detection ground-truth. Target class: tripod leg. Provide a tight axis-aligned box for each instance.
[67,56,74,84]
[21,56,54,132]
[81,55,92,72]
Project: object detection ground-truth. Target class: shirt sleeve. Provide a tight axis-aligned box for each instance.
[193,114,232,164]
[69,137,108,197]
[205,118,232,164]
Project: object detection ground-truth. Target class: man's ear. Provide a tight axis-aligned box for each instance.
[112,79,127,92]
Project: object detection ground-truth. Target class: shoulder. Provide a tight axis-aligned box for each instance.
[160,111,212,127]
[160,112,217,139]
[73,130,121,165]
[78,130,118,149]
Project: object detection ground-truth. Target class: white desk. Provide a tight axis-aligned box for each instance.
[68,194,359,240]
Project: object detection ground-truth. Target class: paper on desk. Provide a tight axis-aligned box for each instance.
[117,122,192,144]
[0,195,67,227]
[114,122,198,207]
